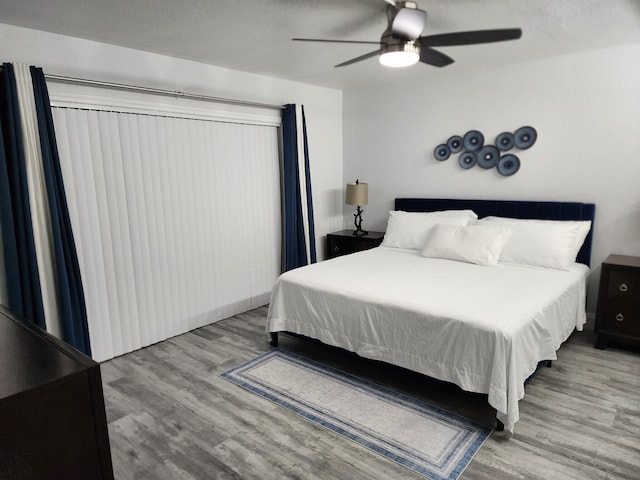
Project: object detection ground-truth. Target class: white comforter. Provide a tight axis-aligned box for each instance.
[266,246,589,432]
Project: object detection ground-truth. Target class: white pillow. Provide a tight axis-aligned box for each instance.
[381,210,478,250]
[477,216,591,270]
[420,224,512,266]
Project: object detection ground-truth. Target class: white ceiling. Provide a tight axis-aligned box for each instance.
[1,0,639,89]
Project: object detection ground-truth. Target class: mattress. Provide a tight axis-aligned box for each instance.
[266,246,589,432]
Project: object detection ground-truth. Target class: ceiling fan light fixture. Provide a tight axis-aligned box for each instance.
[379,42,420,68]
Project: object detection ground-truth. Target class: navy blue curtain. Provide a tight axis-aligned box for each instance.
[281,104,316,271]
[0,63,46,327]
[30,67,91,356]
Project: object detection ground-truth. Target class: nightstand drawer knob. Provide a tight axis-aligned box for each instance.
[619,283,629,292]
[615,313,625,322]
[333,246,339,252]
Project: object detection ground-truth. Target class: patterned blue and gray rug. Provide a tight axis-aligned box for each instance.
[221,349,491,480]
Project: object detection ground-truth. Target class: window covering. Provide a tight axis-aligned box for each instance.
[53,106,281,361]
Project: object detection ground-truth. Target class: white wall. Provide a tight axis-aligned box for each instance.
[0,22,344,260]
[343,43,640,314]
[4,21,639,317]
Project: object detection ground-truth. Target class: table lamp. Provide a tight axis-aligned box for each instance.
[345,179,368,236]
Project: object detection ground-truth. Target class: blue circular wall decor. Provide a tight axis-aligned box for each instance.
[497,154,521,176]
[459,151,477,169]
[495,132,515,151]
[434,144,451,161]
[463,130,484,152]
[477,145,500,169]
[514,126,537,149]
[434,125,535,177]
[447,135,463,153]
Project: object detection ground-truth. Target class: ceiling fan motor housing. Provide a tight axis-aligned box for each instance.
[389,2,426,41]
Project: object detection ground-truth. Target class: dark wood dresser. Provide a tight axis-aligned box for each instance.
[0,307,114,480]
[326,230,385,259]
[595,254,640,350]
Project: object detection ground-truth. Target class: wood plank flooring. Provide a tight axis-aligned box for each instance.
[101,306,640,479]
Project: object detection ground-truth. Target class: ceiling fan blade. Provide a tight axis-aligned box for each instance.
[392,7,426,40]
[292,38,380,45]
[419,47,455,67]
[420,28,522,47]
[335,49,382,68]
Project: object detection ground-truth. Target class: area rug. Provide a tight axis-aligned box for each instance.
[221,349,491,480]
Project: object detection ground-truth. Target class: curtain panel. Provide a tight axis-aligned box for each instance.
[281,104,316,272]
[0,62,90,355]
[0,63,46,327]
[31,67,91,355]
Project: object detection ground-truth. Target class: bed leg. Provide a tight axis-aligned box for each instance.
[545,360,552,368]
[496,419,504,431]
[269,332,278,347]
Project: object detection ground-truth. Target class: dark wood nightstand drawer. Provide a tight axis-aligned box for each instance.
[595,254,640,349]
[606,270,640,300]
[326,230,384,259]
[602,306,640,337]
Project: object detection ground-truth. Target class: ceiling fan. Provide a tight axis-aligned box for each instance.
[292,0,522,68]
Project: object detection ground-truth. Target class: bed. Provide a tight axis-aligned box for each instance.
[266,198,596,433]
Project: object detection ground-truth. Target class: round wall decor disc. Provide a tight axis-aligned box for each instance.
[434,144,451,161]
[477,145,500,169]
[497,154,521,176]
[463,130,484,152]
[496,132,515,151]
[447,135,463,153]
[459,151,477,169]
[514,126,537,149]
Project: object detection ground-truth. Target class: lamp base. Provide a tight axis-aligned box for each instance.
[352,206,367,236]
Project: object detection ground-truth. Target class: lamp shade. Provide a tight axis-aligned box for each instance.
[345,182,368,206]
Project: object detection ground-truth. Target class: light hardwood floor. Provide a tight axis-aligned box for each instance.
[102,306,640,480]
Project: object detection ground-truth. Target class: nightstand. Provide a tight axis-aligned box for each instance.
[326,230,385,259]
[595,254,640,349]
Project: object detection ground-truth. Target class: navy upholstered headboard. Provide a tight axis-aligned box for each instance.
[394,198,596,267]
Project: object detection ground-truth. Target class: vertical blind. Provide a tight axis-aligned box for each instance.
[52,107,281,361]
